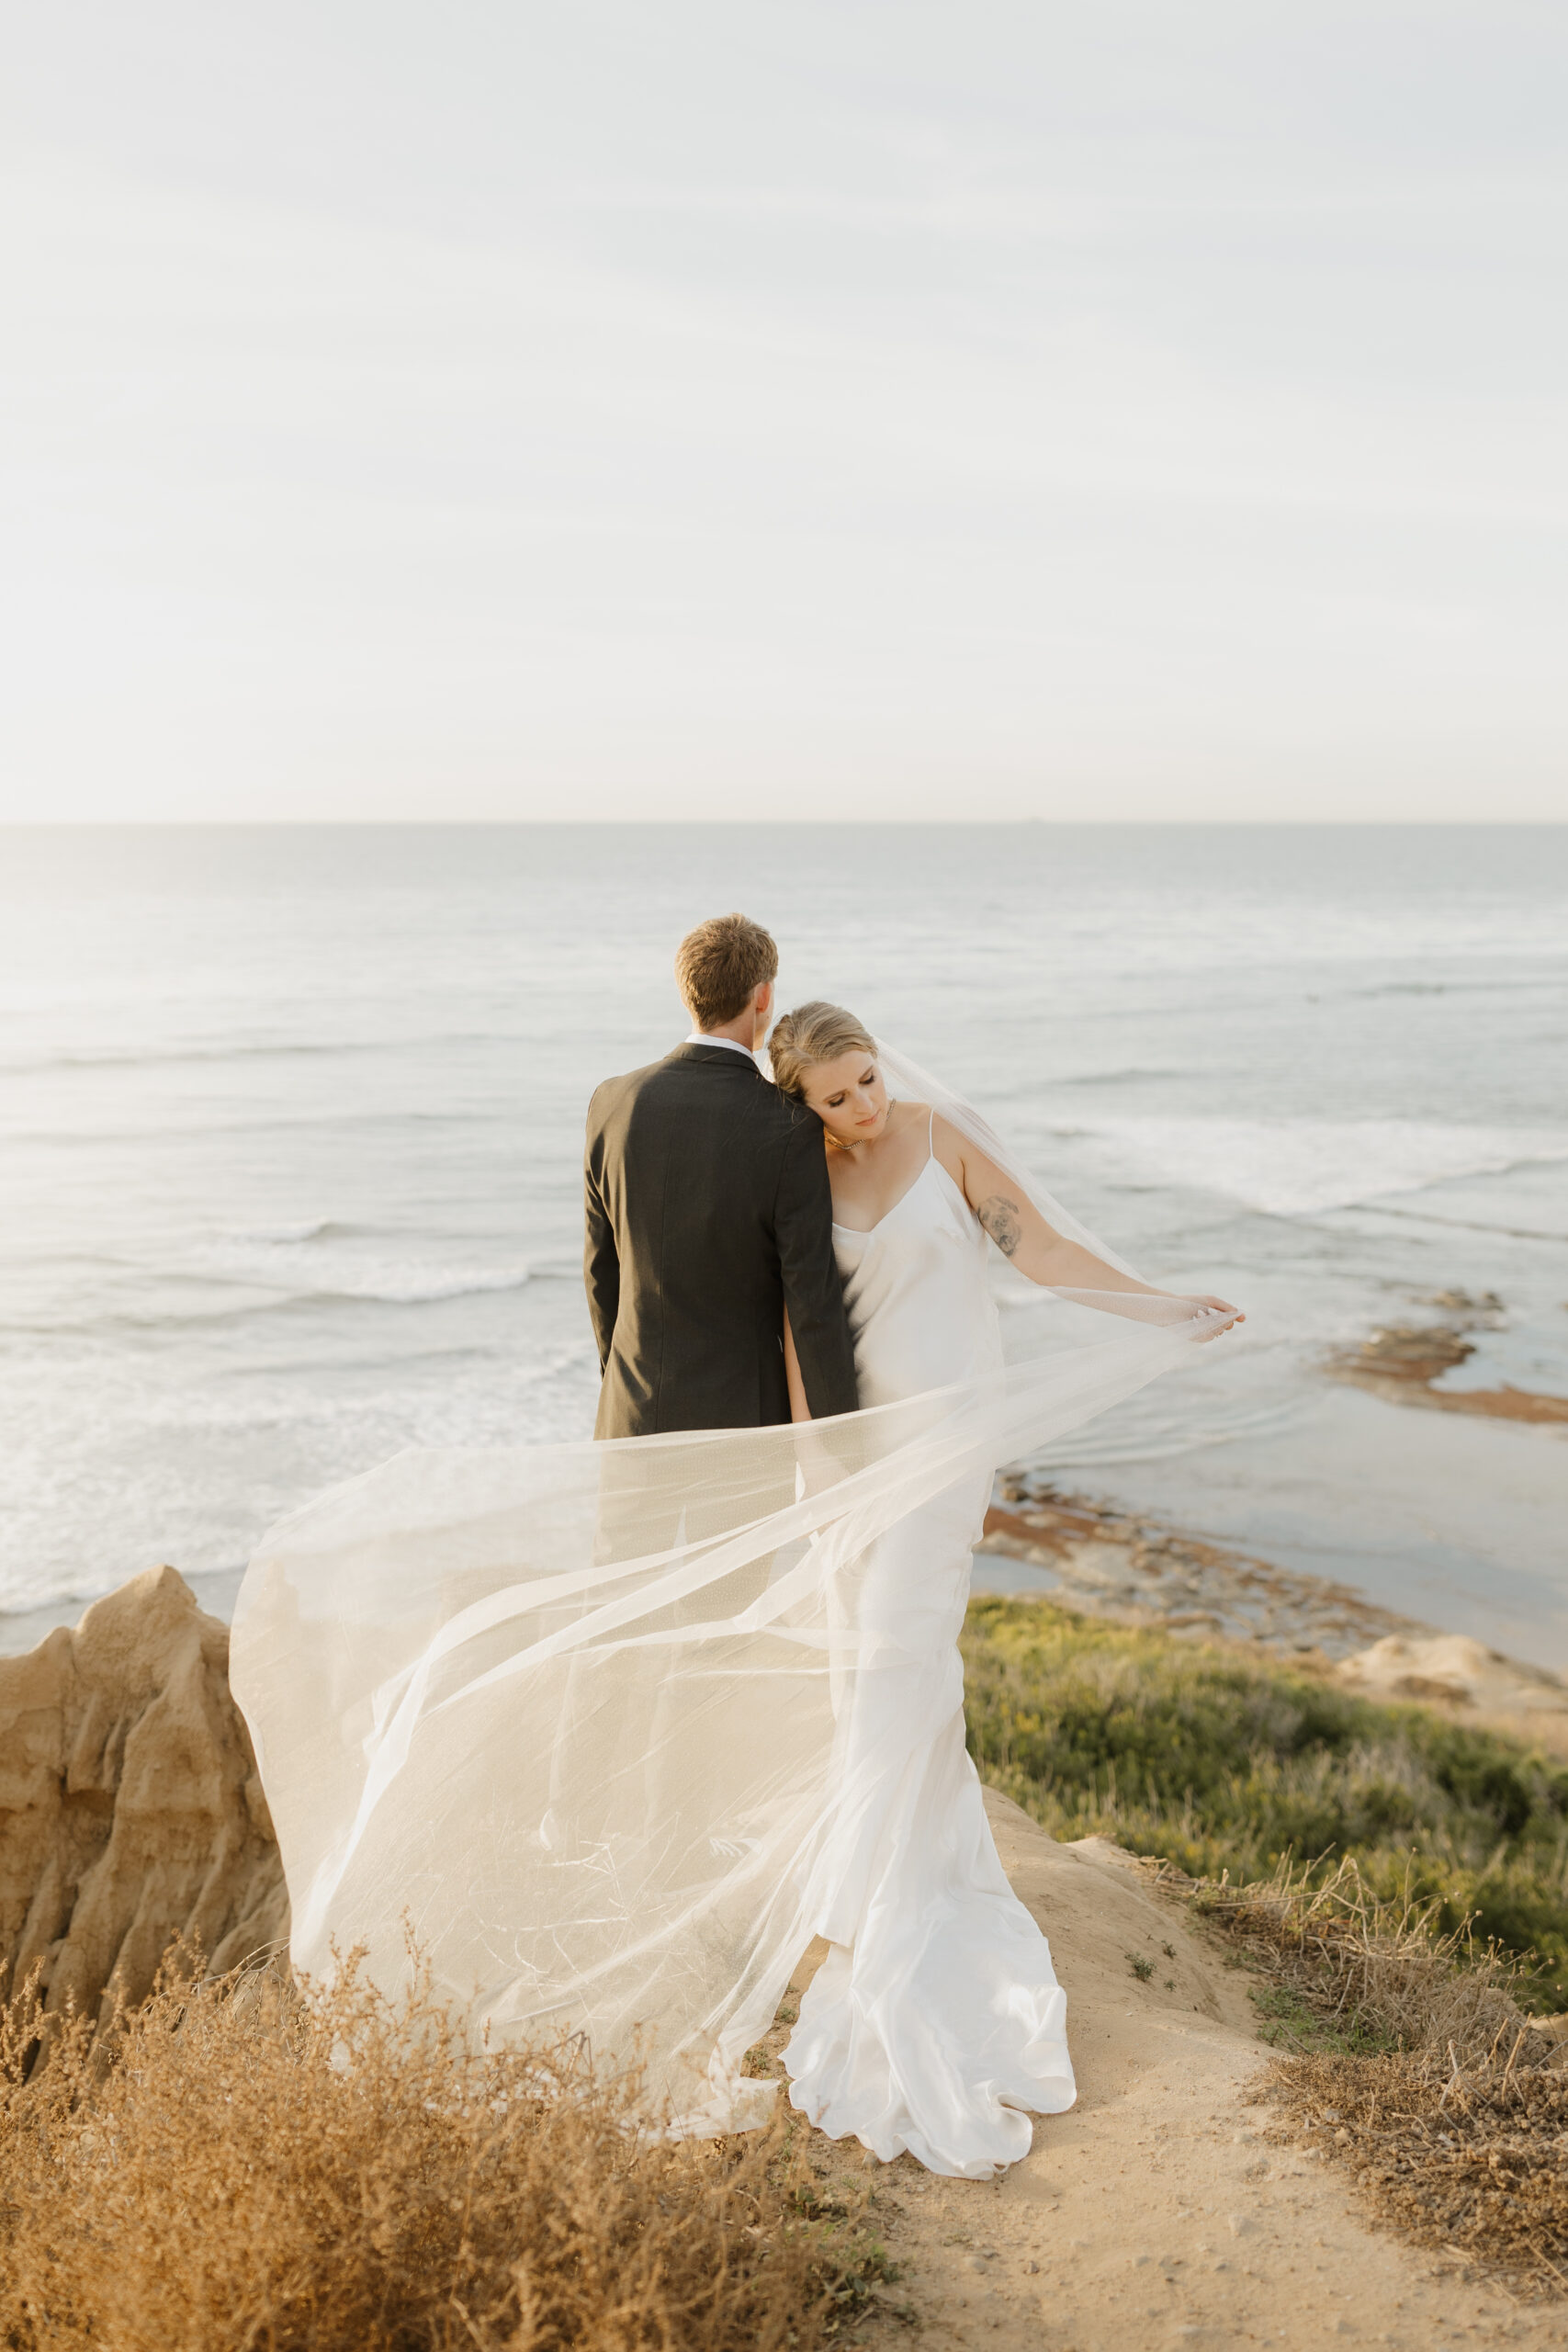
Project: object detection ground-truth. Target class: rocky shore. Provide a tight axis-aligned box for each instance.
[978,1478,1568,1736]
[981,1484,1414,1662]
[1324,1289,1568,1427]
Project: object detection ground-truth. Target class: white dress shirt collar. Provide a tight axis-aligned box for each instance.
[684,1032,761,1060]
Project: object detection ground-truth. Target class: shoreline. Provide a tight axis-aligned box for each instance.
[6,1288,1563,1670]
[975,1476,1568,1739]
[977,1484,1414,1663]
[972,1285,1568,1721]
[6,1282,1562,1664]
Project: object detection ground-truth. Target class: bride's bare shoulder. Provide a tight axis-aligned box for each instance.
[891,1101,966,1178]
[927,1107,971,1182]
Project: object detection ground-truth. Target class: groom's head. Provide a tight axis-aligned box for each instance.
[676,913,779,1044]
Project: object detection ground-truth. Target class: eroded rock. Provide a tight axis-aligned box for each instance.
[0,1566,288,2030]
[1325,1295,1568,1425]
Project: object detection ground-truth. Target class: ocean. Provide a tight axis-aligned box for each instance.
[3,824,1565,1658]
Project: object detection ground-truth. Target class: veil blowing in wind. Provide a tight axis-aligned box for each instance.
[230,1034,1227,2170]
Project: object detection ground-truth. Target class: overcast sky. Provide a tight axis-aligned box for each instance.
[3,3,1565,822]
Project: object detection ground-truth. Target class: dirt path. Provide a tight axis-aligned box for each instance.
[780,1792,1561,2348]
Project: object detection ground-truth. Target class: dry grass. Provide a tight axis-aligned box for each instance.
[0,1949,889,2352]
[1164,1856,1568,2295]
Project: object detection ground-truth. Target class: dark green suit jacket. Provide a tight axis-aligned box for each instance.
[583,1042,859,1438]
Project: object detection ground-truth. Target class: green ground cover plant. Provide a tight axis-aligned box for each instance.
[962,1595,1568,2007]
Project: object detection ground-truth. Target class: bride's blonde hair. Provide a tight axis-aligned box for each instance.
[769,1001,876,1101]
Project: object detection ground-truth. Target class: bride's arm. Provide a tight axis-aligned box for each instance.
[783,1308,812,1421]
[931,1114,1243,1332]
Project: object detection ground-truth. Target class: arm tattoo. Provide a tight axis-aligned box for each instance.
[977,1193,1023,1258]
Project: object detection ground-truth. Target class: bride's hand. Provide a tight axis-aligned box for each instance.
[1184,1294,1245,1341]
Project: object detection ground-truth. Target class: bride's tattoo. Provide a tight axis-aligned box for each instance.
[977,1194,1023,1257]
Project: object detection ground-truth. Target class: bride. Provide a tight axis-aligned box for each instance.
[231,1008,1240,2182]
[766,1002,1238,2170]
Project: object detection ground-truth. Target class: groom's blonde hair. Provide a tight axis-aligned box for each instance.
[769,1001,875,1101]
[675,912,779,1031]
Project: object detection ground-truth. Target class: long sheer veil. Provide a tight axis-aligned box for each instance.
[230,1041,1221,2133]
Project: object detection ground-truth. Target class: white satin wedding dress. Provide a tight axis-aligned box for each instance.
[783,1118,1075,2170]
[231,1044,1222,2183]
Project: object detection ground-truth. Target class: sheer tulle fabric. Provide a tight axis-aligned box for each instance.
[230,1042,1221,2155]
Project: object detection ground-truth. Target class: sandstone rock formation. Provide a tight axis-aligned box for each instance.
[0,1566,288,2030]
[1337,1630,1568,1717]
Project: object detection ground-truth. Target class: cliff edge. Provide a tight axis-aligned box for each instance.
[3,1571,1560,2345]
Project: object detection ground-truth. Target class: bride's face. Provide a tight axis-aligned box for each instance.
[801,1052,889,1148]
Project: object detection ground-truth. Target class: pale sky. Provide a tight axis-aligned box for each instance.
[3,3,1565,822]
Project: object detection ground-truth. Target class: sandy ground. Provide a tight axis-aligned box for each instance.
[766,1792,1562,2350]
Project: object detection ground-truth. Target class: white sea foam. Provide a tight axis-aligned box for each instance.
[235,1217,338,1245]
[1065,1118,1568,1220]
[197,1234,532,1305]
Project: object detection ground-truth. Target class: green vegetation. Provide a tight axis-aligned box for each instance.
[962,1595,1568,2007]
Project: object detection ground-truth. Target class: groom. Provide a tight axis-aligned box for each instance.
[584,912,858,1439]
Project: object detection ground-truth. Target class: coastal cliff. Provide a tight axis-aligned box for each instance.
[0,1566,288,2030]
[2,1569,1564,2347]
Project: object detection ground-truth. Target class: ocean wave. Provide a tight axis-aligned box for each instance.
[194,1235,534,1306]
[1055,1067,1190,1089]
[232,1217,343,1245]
[10,1107,513,1148]
[1057,1117,1568,1220]
[1348,978,1556,1001]
[1364,1204,1568,1244]
[0,1042,358,1076]
[0,1031,525,1078]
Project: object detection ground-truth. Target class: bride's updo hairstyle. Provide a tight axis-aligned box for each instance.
[769,1001,876,1102]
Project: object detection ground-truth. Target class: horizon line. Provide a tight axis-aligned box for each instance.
[5,815,1565,831]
